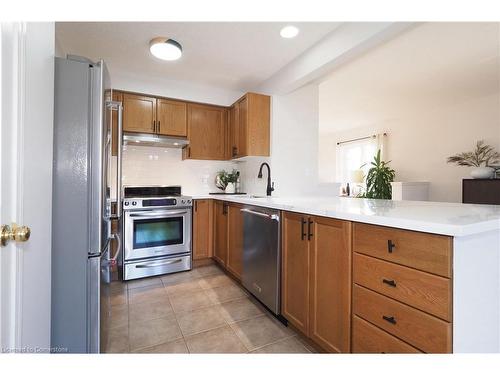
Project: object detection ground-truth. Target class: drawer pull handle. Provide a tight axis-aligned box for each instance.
[387,239,396,253]
[382,315,397,325]
[382,278,397,287]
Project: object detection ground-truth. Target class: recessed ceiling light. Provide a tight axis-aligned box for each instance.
[149,37,183,61]
[280,26,299,39]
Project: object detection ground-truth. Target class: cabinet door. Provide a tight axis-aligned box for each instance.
[281,212,310,335]
[237,96,248,156]
[309,216,352,353]
[111,91,123,156]
[186,104,227,160]
[227,203,243,279]
[193,199,212,260]
[213,201,228,266]
[157,99,187,137]
[229,104,239,158]
[122,93,156,133]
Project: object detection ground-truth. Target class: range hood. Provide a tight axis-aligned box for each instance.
[123,132,189,148]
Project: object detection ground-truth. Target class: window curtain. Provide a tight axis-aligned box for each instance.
[335,133,387,183]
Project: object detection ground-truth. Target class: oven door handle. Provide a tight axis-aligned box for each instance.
[134,258,183,268]
[129,210,188,217]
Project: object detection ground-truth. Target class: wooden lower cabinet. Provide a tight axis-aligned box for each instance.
[352,224,453,353]
[213,201,228,266]
[211,202,244,280]
[281,212,351,352]
[352,315,421,353]
[192,199,213,260]
[309,217,352,353]
[226,203,244,280]
[282,212,310,335]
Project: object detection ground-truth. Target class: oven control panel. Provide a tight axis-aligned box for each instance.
[123,196,193,209]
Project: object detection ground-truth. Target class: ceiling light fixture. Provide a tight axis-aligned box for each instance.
[280,25,299,39]
[149,37,183,61]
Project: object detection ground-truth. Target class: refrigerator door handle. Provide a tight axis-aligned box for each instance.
[116,101,123,219]
[106,100,123,220]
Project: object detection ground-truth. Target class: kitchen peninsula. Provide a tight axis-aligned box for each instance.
[191,195,500,353]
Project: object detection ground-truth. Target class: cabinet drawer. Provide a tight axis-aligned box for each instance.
[352,315,421,353]
[353,285,452,353]
[353,253,451,321]
[353,223,452,277]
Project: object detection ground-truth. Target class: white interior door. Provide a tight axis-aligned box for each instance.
[0,22,54,353]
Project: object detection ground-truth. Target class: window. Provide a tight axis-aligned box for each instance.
[336,134,386,182]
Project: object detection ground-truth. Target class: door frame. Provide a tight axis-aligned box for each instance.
[1,21,26,352]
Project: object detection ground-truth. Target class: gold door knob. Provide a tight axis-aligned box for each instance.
[1,223,31,247]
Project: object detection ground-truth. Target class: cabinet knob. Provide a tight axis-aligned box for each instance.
[387,239,396,253]
[382,278,397,287]
[382,315,397,325]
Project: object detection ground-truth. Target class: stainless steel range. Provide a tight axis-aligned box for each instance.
[122,186,192,280]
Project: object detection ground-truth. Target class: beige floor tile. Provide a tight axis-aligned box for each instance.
[133,338,189,353]
[110,290,127,307]
[102,325,129,353]
[109,304,129,329]
[185,326,247,353]
[128,285,169,305]
[250,337,311,353]
[129,299,174,322]
[126,276,163,290]
[218,297,266,323]
[109,281,127,294]
[169,290,214,313]
[164,279,204,296]
[161,269,201,286]
[231,315,295,351]
[195,264,224,277]
[176,305,227,336]
[204,283,248,304]
[198,274,235,290]
[129,316,182,351]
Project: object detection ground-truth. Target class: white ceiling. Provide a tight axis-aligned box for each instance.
[55,22,341,91]
[319,22,500,133]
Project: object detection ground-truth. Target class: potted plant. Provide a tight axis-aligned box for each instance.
[225,169,239,194]
[359,150,395,199]
[447,140,500,179]
[215,170,229,191]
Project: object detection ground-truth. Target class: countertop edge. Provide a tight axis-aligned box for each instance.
[191,195,500,237]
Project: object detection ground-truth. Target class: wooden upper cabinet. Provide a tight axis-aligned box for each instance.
[122,93,156,134]
[193,199,212,260]
[213,200,228,266]
[229,92,270,159]
[226,203,244,280]
[185,103,227,160]
[111,91,123,156]
[157,99,187,137]
[281,212,310,335]
[309,217,352,353]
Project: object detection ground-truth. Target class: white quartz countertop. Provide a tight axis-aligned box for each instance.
[192,194,500,237]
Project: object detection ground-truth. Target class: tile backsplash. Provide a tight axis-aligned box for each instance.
[121,145,238,196]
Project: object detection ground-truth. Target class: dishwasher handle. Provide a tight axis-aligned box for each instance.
[240,208,280,222]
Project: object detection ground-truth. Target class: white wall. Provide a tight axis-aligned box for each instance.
[318,22,500,202]
[239,83,340,197]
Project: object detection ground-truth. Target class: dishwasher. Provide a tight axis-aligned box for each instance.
[241,206,282,317]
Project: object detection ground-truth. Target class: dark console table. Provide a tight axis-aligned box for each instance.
[462,179,500,204]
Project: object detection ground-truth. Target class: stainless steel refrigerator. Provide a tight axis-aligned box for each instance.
[51,56,122,353]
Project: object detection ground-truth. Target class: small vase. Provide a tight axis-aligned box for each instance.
[225,182,235,194]
[470,167,494,179]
